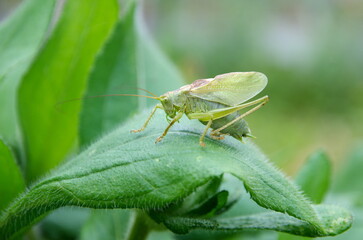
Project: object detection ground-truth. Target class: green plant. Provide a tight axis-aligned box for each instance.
[0,0,354,240]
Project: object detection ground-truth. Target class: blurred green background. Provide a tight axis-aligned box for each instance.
[0,0,362,239]
[142,0,363,174]
[1,0,362,174]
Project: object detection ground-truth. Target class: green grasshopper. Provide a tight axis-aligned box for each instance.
[131,72,269,146]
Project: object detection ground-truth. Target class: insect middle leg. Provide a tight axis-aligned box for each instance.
[155,110,184,143]
[199,119,213,147]
[131,104,163,133]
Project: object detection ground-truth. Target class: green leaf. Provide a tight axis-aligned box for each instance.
[0,0,55,148]
[154,174,243,219]
[162,176,223,217]
[39,207,90,240]
[332,143,363,206]
[277,151,332,240]
[0,111,351,239]
[277,152,332,240]
[80,209,131,240]
[159,205,351,237]
[0,139,25,211]
[18,0,119,182]
[79,2,184,146]
[327,207,363,240]
[81,210,155,240]
[295,150,331,204]
[148,231,174,240]
[77,3,185,237]
[167,190,229,219]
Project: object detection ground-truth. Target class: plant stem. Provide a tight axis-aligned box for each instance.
[125,210,151,240]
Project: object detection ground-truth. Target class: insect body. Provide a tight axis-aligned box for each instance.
[131,72,269,146]
[185,96,251,141]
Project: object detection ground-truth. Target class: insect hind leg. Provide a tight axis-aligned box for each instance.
[210,131,227,140]
[211,96,269,135]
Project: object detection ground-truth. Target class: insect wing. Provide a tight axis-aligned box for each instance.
[189,72,267,106]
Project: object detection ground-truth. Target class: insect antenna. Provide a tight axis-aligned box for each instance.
[55,94,160,113]
[136,88,158,97]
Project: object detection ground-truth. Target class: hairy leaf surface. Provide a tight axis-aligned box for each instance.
[0,111,351,239]
[0,139,25,211]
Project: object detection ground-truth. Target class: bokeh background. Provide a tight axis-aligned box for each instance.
[1,0,362,239]
[141,0,363,174]
[1,0,362,174]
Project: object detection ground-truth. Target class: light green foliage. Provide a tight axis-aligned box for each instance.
[0,111,352,239]
[0,139,25,211]
[333,144,363,206]
[80,210,131,240]
[0,0,55,148]
[148,231,174,240]
[295,150,331,204]
[39,207,90,240]
[18,0,119,182]
[80,3,184,146]
[327,144,363,240]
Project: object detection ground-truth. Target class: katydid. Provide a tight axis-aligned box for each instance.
[131,72,269,146]
[59,72,268,146]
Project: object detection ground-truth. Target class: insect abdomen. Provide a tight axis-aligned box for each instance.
[185,97,250,141]
[208,114,250,141]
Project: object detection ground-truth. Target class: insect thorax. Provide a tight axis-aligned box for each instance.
[160,91,188,118]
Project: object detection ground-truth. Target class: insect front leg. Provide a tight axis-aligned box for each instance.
[131,104,163,133]
[155,110,184,143]
[211,96,269,135]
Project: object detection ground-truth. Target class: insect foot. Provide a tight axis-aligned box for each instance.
[210,132,226,140]
[199,141,206,147]
[155,136,163,144]
[130,129,143,133]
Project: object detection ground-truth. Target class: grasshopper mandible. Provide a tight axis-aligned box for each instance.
[131,72,269,146]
